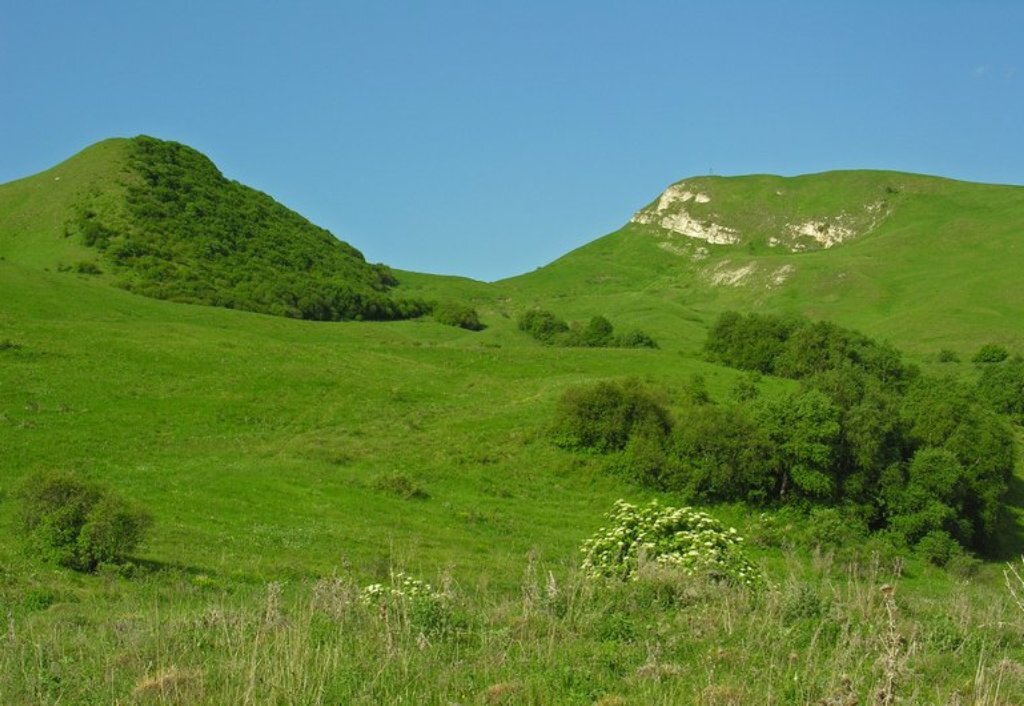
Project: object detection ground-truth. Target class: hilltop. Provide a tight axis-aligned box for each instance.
[0,136,428,321]
[494,170,1024,355]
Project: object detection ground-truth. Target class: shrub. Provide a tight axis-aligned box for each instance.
[518,308,656,348]
[433,302,484,331]
[517,309,569,344]
[550,380,671,453]
[580,500,763,589]
[972,344,1009,364]
[669,403,775,502]
[729,372,761,402]
[74,261,102,275]
[915,530,961,567]
[15,471,151,572]
[936,349,959,363]
[615,329,659,349]
[577,316,614,347]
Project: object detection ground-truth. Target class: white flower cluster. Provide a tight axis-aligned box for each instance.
[580,499,763,589]
[359,572,447,607]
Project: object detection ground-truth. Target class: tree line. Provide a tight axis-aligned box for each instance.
[551,311,1018,563]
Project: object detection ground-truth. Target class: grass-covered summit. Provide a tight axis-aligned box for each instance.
[498,170,1024,354]
[1,136,429,321]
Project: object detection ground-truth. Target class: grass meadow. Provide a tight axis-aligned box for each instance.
[3,263,1024,704]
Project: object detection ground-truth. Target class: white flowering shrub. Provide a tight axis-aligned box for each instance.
[580,500,763,589]
[360,572,453,633]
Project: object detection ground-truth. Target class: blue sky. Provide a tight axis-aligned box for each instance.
[2,1,1022,280]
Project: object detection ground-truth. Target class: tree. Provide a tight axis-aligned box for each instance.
[580,316,614,347]
[755,390,841,500]
[551,380,672,453]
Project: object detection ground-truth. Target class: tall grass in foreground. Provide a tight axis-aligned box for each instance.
[3,553,1024,704]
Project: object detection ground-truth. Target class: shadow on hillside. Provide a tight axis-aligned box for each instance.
[992,473,1024,562]
[130,557,230,582]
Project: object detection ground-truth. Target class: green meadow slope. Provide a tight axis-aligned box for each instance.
[492,171,1024,356]
[3,141,1024,703]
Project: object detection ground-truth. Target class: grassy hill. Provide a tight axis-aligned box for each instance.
[2,143,1024,703]
[493,171,1024,356]
[0,136,428,321]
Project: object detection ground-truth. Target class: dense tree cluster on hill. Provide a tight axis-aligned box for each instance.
[75,136,430,321]
[518,309,658,349]
[552,312,1017,561]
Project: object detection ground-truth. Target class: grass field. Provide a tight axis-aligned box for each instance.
[2,141,1024,703]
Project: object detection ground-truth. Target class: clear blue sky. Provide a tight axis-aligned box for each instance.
[2,1,1022,280]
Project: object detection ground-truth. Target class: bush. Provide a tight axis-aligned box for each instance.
[15,471,152,572]
[936,349,959,363]
[74,261,103,275]
[580,500,763,589]
[433,302,484,331]
[517,309,569,344]
[669,403,775,502]
[518,308,657,349]
[615,329,659,349]
[550,380,671,453]
[972,344,1009,364]
[576,316,614,347]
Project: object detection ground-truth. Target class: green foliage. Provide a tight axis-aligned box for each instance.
[706,311,912,388]
[575,315,614,347]
[901,378,1014,546]
[614,328,659,349]
[754,389,841,501]
[972,344,1009,364]
[936,349,959,363]
[433,301,484,330]
[518,308,657,349]
[665,403,774,501]
[15,471,151,572]
[73,260,102,274]
[554,318,1016,557]
[976,355,1024,419]
[681,373,711,405]
[517,308,569,343]
[729,371,761,402]
[74,136,429,321]
[550,379,671,453]
[704,311,798,373]
[580,500,763,589]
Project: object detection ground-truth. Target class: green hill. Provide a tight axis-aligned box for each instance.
[495,171,1024,356]
[3,142,1024,703]
[0,136,428,321]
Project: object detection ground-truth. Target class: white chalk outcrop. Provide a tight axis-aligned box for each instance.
[632,182,739,244]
